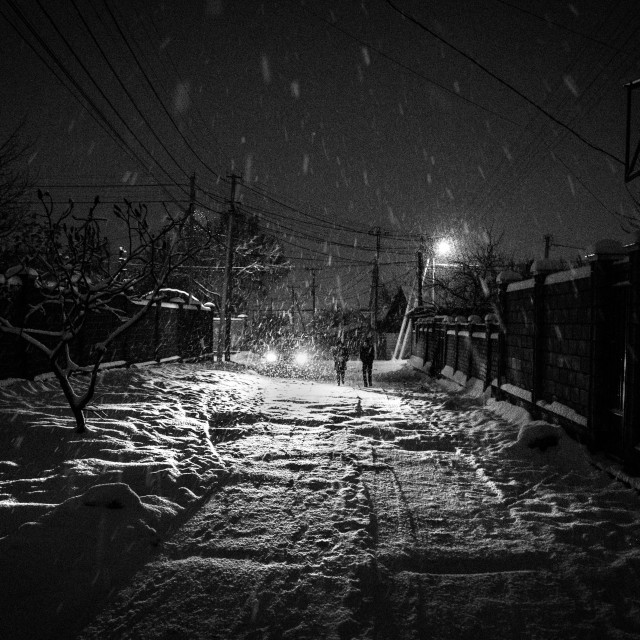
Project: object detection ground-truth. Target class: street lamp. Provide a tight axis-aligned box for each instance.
[432,237,453,306]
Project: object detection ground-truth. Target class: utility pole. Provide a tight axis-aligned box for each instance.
[368,226,385,353]
[290,285,297,329]
[290,285,307,332]
[188,172,196,218]
[417,250,424,307]
[305,267,318,316]
[218,174,241,363]
[543,234,552,259]
[179,172,197,245]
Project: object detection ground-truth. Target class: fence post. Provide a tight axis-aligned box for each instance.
[468,315,482,382]
[438,317,450,377]
[625,239,640,461]
[484,314,498,391]
[453,318,461,373]
[423,320,430,365]
[587,240,625,450]
[530,266,548,409]
[154,302,160,362]
[495,271,523,399]
[466,319,473,379]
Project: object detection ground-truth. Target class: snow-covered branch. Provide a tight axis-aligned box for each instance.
[0,194,213,433]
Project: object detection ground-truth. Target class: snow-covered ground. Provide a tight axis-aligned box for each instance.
[1,358,640,639]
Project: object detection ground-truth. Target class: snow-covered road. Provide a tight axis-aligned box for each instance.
[74,367,640,640]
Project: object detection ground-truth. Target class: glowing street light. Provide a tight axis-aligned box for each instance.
[435,237,453,258]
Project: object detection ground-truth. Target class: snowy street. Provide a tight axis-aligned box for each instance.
[2,361,640,639]
[81,364,640,639]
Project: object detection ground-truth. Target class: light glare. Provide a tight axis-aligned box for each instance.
[435,238,453,257]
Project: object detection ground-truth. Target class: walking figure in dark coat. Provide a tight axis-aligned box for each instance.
[333,340,349,385]
[359,337,375,387]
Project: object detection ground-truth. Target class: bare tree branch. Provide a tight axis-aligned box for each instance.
[0,194,213,433]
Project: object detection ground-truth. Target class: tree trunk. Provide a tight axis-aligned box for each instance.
[51,363,89,434]
[72,405,87,434]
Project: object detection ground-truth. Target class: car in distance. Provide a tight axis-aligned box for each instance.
[253,333,330,379]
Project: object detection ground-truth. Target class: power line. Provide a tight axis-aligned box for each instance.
[491,0,636,54]
[287,0,526,130]
[100,0,226,187]
[35,182,185,189]
[1,4,152,178]
[444,0,634,228]
[68,0,192,183]
[383,0,625,166]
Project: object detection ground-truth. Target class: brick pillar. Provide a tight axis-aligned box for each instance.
[454,320,460,373]
[624,240,640,460]
[484,314,498,390]
[154,302,161,362]
[466,315,479,380]
[495,271,523,398]
[531,271,547,407]
[423,321,430,364]
[442,317,450,374]
[587,240,625,450]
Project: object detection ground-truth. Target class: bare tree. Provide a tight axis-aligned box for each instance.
[431,224,521,314]
[0,192,212,433]
[174,209,291,314]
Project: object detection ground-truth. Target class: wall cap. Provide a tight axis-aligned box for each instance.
[496,270,523,284]
[530,258,565,275]
[585,238,625,262]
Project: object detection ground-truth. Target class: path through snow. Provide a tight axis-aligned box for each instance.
[73,366,640,640]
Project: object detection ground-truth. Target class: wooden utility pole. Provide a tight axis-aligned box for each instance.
[218,174,241,362]
[188,172,196,218]
[305,267,318,316]
[417,250,424,307]
[290,285,296,328]
[180,172,197,244]
[290,285,307,331]
[543,234,552,259]
[368,226,383,334]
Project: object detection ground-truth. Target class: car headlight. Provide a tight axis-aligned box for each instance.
[264,351,278,363]
[294,351,308,366]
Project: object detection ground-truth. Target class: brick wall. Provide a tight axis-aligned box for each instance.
[413,271,593,421]
[502,281,535,393]
[409,250,640,463]
[540,271,592,415]
[414,318,498,386]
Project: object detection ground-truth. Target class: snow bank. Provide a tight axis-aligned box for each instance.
[0,363,266,639]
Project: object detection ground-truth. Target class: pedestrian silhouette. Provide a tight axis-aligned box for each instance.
[332,339,349,385]
[359,336,374,387]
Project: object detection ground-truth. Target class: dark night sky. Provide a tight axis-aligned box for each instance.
[2,0,640,309]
